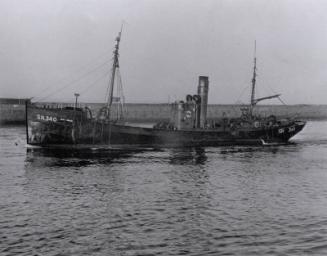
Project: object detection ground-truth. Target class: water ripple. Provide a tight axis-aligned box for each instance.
[1,123,327,255]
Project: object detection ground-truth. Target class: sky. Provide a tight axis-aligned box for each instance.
[1,0,327,104]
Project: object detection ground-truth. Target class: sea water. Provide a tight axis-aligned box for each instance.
[1,121,327,255]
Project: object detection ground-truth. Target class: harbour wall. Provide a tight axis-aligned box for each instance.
[90,103,327,122]
[0,98,30,125]
[1,100,327,124]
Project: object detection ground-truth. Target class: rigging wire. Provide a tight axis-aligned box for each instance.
[79,70,111,96]
[114,70,121,119]
[278,96,287,105]
[235,84,251,104]
[261,82,288,105]
[35,58,112,102]
[104,66,114,103]
[32,49,115,100]
[116,69,126,118]
[227,84,251,115]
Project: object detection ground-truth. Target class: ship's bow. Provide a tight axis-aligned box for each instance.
[284,120,306,142]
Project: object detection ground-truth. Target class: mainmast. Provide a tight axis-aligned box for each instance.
[248,41,281,114]
[106,26,123,117]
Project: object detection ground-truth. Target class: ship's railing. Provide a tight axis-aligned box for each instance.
[32,102,90,109]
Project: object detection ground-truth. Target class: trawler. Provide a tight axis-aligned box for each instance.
[26,31,306,148]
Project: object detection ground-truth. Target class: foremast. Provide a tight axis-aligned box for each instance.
[106,27,123,120]
[249,41,257,116]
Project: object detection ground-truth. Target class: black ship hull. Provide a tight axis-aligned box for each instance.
[25,31,307,149]
[26,104,306,148]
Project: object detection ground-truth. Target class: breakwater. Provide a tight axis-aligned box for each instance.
[1,100,327,124]
[89,103,327,121]
[0,98,30,125]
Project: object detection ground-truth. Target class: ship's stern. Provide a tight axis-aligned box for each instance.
[26,104,75,145]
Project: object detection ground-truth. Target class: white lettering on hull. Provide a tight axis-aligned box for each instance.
[288,126,295,132]
[36,114,57,122]
[36,114,73,123]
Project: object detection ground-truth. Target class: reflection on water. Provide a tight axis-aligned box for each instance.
[168,147,208,165]
[24,144,290,168]
[1,122,327,255]
[25,146,210,167]
[25,147,147,167]
[220,145,281,156]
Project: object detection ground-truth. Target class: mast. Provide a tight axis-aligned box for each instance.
[249,41,257,115]
[106,26,123,117]
[25,100,29,144]
[246,41,282,117]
